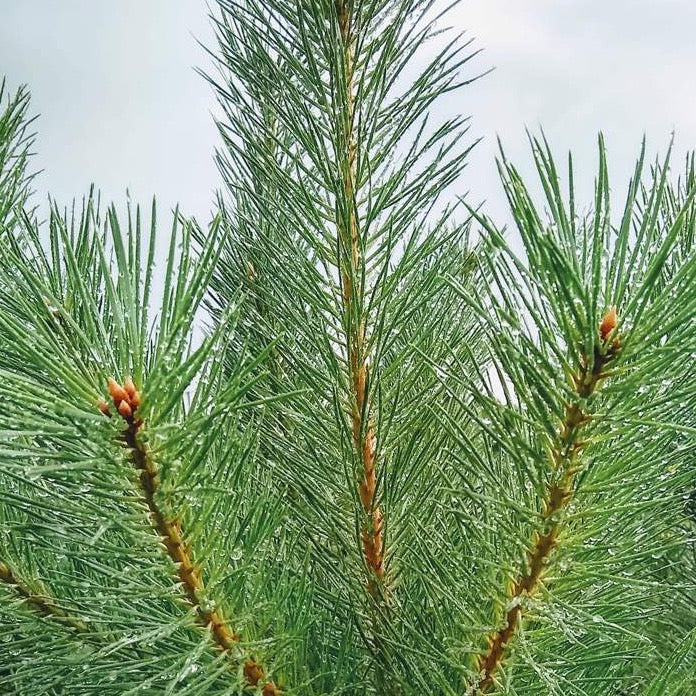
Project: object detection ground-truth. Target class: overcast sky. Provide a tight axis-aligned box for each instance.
[2,1,695,227]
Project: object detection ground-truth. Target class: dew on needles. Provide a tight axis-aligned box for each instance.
[1,4,695,695]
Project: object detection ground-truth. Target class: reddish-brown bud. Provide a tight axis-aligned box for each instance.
[262,682,280,696]
[130,390,141,408]
[124,376,137,398]
[97,398,111,416]
[243,659,265,685]
[117,400,133,419]
[599,306,618,341]
[108,378,129,405]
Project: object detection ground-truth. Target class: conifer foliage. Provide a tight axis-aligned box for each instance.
[1,1,695,694]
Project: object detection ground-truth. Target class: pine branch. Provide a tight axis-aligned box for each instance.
[0,561,88,633]
[0,79,35,233]
[474,310,621,693]
[440,136,696,694]
[205,0,485,688]
[334,0,385,592]
[100,375,280,694]
[0,193,289,692]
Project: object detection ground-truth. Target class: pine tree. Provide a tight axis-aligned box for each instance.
[1,2,695,694]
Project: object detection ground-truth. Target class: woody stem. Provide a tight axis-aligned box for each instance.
[0,560,88,632]
[121,413,277,693]
[475,344,618,693]
[335,0,385,592]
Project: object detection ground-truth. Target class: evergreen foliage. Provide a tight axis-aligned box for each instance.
[0,1,694,694]
[0,80,34,230]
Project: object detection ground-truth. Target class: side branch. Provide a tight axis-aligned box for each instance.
[0,561,88,632]
[102,378,278,695]
[474,309,621,693]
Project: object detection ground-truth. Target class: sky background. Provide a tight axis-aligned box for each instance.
[1,1,696,228]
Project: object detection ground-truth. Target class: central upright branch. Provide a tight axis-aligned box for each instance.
[335,0,385,589]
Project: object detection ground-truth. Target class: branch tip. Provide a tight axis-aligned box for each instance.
[103,376,142,422]
[599,305,618,342]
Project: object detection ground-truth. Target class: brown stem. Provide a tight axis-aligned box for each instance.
[122,421,240,650]
[0,561,88,632]
[474,331,620,694]
[105,379,279,695]
[335,0,385,592]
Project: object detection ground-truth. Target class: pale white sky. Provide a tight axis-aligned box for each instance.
[1,1,695,225]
